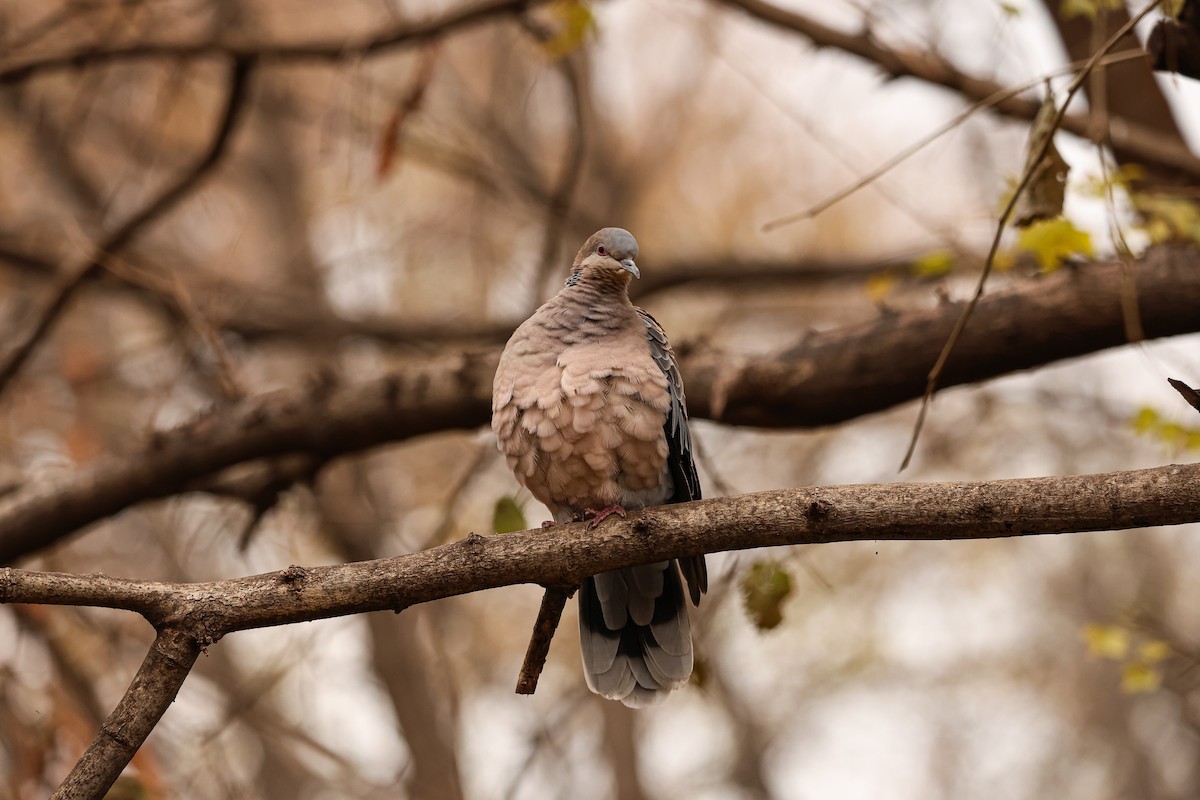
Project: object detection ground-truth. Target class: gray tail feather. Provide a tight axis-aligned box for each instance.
[578,561,693,708]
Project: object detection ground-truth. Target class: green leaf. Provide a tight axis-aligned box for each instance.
[1016,218,1093,272]
[492,495,527,534]
[741,561,793,631]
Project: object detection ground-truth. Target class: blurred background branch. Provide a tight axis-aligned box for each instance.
[1,0,1199,797]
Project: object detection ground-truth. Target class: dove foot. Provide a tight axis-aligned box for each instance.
[585,504,627,529]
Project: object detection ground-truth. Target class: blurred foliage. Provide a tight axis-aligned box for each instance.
[1084,623,1173,695]
[1,0,1199,797]
[741,560,793,630]
[1013,217,1094,271]
[865,249,955,302]
[1133,194,1200,245]
[1084,622,1130,659]
[540,1,596,59]
[492,495,529,533]
[1131,406,1200,450]
[1060,0,1125,19]
[911,249,956,278]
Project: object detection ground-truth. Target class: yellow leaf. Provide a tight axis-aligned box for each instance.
[911,250,955,278]
[1138,640,1172,663]
[1016,218,1093,272]
[866,271,896,303]
[1121,662,1162,693]
[1131,406,1200,451]
[540,1,596,59]
[1083,623,1129,659]
[1132,194,1200,246]
[1131,407,1160,433]
[1061,0,1123,19]
[993,247,1016,272]
[1080,163,1145,198]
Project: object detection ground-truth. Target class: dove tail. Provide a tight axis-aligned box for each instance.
[578,561,694,708]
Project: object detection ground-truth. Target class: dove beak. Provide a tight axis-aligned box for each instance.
[620,258,640,279]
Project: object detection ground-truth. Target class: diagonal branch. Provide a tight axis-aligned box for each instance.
[0,0,546,84]
[1,246,1199,563]
[900,0,1164,469]
[49,627,201,800]
[718,0,1200,179]
[0,56,253,398]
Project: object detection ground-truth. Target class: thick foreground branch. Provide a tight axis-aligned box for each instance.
[1,247,1198,563]
[5,461,1199,798]
[5,462,1200,632]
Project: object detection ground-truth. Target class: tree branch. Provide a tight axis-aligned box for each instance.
[0,0,546,84]
[0,352,496,564]
[8,461,1200,797]
[1,247,1198,564]
[717,0,1200,180]
[49,627,201,800]
[5,463,1200,632]
[0,56,253,398]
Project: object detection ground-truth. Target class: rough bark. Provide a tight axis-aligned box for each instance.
[6,462,1200,635]
[1,247,1198,564]
[6,461,1200,800]
[49,628,200,800]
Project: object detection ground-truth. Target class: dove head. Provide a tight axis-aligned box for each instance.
[570,228,640,285]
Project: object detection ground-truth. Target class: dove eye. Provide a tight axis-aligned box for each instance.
[596,244,608,256]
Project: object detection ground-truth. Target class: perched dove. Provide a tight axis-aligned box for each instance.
[492,227,707,707]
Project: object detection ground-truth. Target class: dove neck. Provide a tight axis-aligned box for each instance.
[564,267,634,299]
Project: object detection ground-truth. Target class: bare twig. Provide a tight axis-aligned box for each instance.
[100,253,247,399]
[0,56,253,399]
[515,585,577,695]
[0,0,547,84]
[720,0,1200,179]
[899,1,1165,470]
[376,42,441,177]
[762,50,1147,230]
[519,18,591,296]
